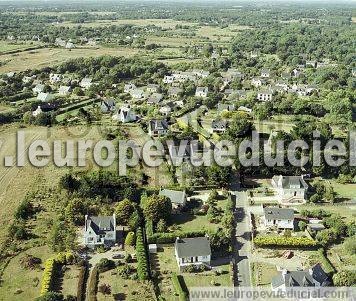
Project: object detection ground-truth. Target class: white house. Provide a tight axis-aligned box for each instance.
[100,99,116,113]
[80,77,92,89]
[148,119,169,137]
[130,88,145,99]
[257,90,273,101]
[37,92,54,102]
[251,77,266,88]
[175,237,211,271]
[65,42,75,49]
[271,264,330,292]
[32,104,55,117]
[49,73,62,84]
[168,87,183,98]
[271,175,308,203]
[58,85,71,96]
[33,84,45,94]
[163,75,175,84]
[146,84,159,93]
[261,69,271,78]
[112,106,136,123]
[83,214,116,247]
[147,93,163,105]
[263,207,294,230]
[159,105,172,116]
[195,87,208,98]
[124,83,136,93]
[211,120,228,134]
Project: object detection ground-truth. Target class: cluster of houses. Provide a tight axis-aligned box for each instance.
[55,38,76,49]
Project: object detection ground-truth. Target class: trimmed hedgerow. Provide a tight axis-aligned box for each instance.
[147,230,207,244]
[87,266,99,301]
[136,227,150,281]
[254,236,318,248]
[77,264,88,301]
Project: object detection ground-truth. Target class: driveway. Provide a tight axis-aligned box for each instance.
[87,248,125,268]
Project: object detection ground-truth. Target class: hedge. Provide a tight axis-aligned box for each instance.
[147,230,207,244]
[172,273,188,301]
[254,236,318,248]
[40,258,56,296]
[136,227,150,280]
[40,251,75,296]
[77,264,88,301]
[87,266,98,301]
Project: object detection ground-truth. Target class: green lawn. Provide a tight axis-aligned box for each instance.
[296,204,356,222]
[0,246,53,301]
[97,269,154,301]
[251,262,279,287]
[61,265,81,298]
[330,181,356,200]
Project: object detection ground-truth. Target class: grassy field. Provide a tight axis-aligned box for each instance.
[251,262,279,287]
[0,246,53,301]
[0,124,109,244]
[0,41,43,53]
[97,270,154,301]
[296,204,356,222]
[55,18,198,29]
[0,47,139,73]
[61,265,81,298]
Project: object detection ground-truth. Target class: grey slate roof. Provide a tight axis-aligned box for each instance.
[175,237,211,258]
[149,119,168,131]
[159,189,186,205]
[271,264,329,289]
[86,216,115,235]
[273,175,308,189]
[264,207,294,220]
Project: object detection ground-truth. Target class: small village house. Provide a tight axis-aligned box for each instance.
[174,237,211,271]
[263,207,294,230]
[83,214,116,247]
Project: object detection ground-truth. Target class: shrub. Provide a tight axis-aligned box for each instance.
[298,221,307,231]
[87,266,98,301]
[77,264,88,301]
[20,254,42,270]
[333,270,356,286]
[40,258,56,295]
[117,264,134,279]
[125,232,136,246]
[253,236,318,248]
[97,258,115,273]
[172,273,188,301]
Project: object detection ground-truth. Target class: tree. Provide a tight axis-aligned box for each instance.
[73,87,84,96]
[333,270,356,286]
[124,231,136,246]
[115,199,135,225]
[98,284,112,296]
[315,229,337,247]
[142,195,172,222]
[324,185,336,203]
[343,236,356,255]
[156,219,167,233]
[298,221,307,231]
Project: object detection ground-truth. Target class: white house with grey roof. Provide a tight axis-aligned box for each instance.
[33,84,45,94]
[80,77,92,89]
[58,85,71,96]
[174,237,211,271]
[37,92,54,102]
[263,207,294,230]
[112,106,136,123]
[257,89,273,102]
[159,189,187,211]
[148,119,169,137]
[195,87,208,98]
[271,175,308,203]
[272,264,330,292]
[83,214,116,247]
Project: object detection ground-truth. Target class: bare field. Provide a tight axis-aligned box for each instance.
[0,47,139,73]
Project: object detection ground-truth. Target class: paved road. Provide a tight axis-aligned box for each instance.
[233,190,252,287]
[230,171,252,287]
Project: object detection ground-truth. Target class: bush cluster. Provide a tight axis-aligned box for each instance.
[147,230,207,244]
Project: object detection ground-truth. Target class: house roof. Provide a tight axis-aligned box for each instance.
[175,237,211,258]
[264,207,294,220]
[196,87,208,93]
[272,264,328,289]
[273,175,308,189]
[149,119,168,131]
[212,119,227,129]
[159,189,186,205]
[86,215,115,235]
